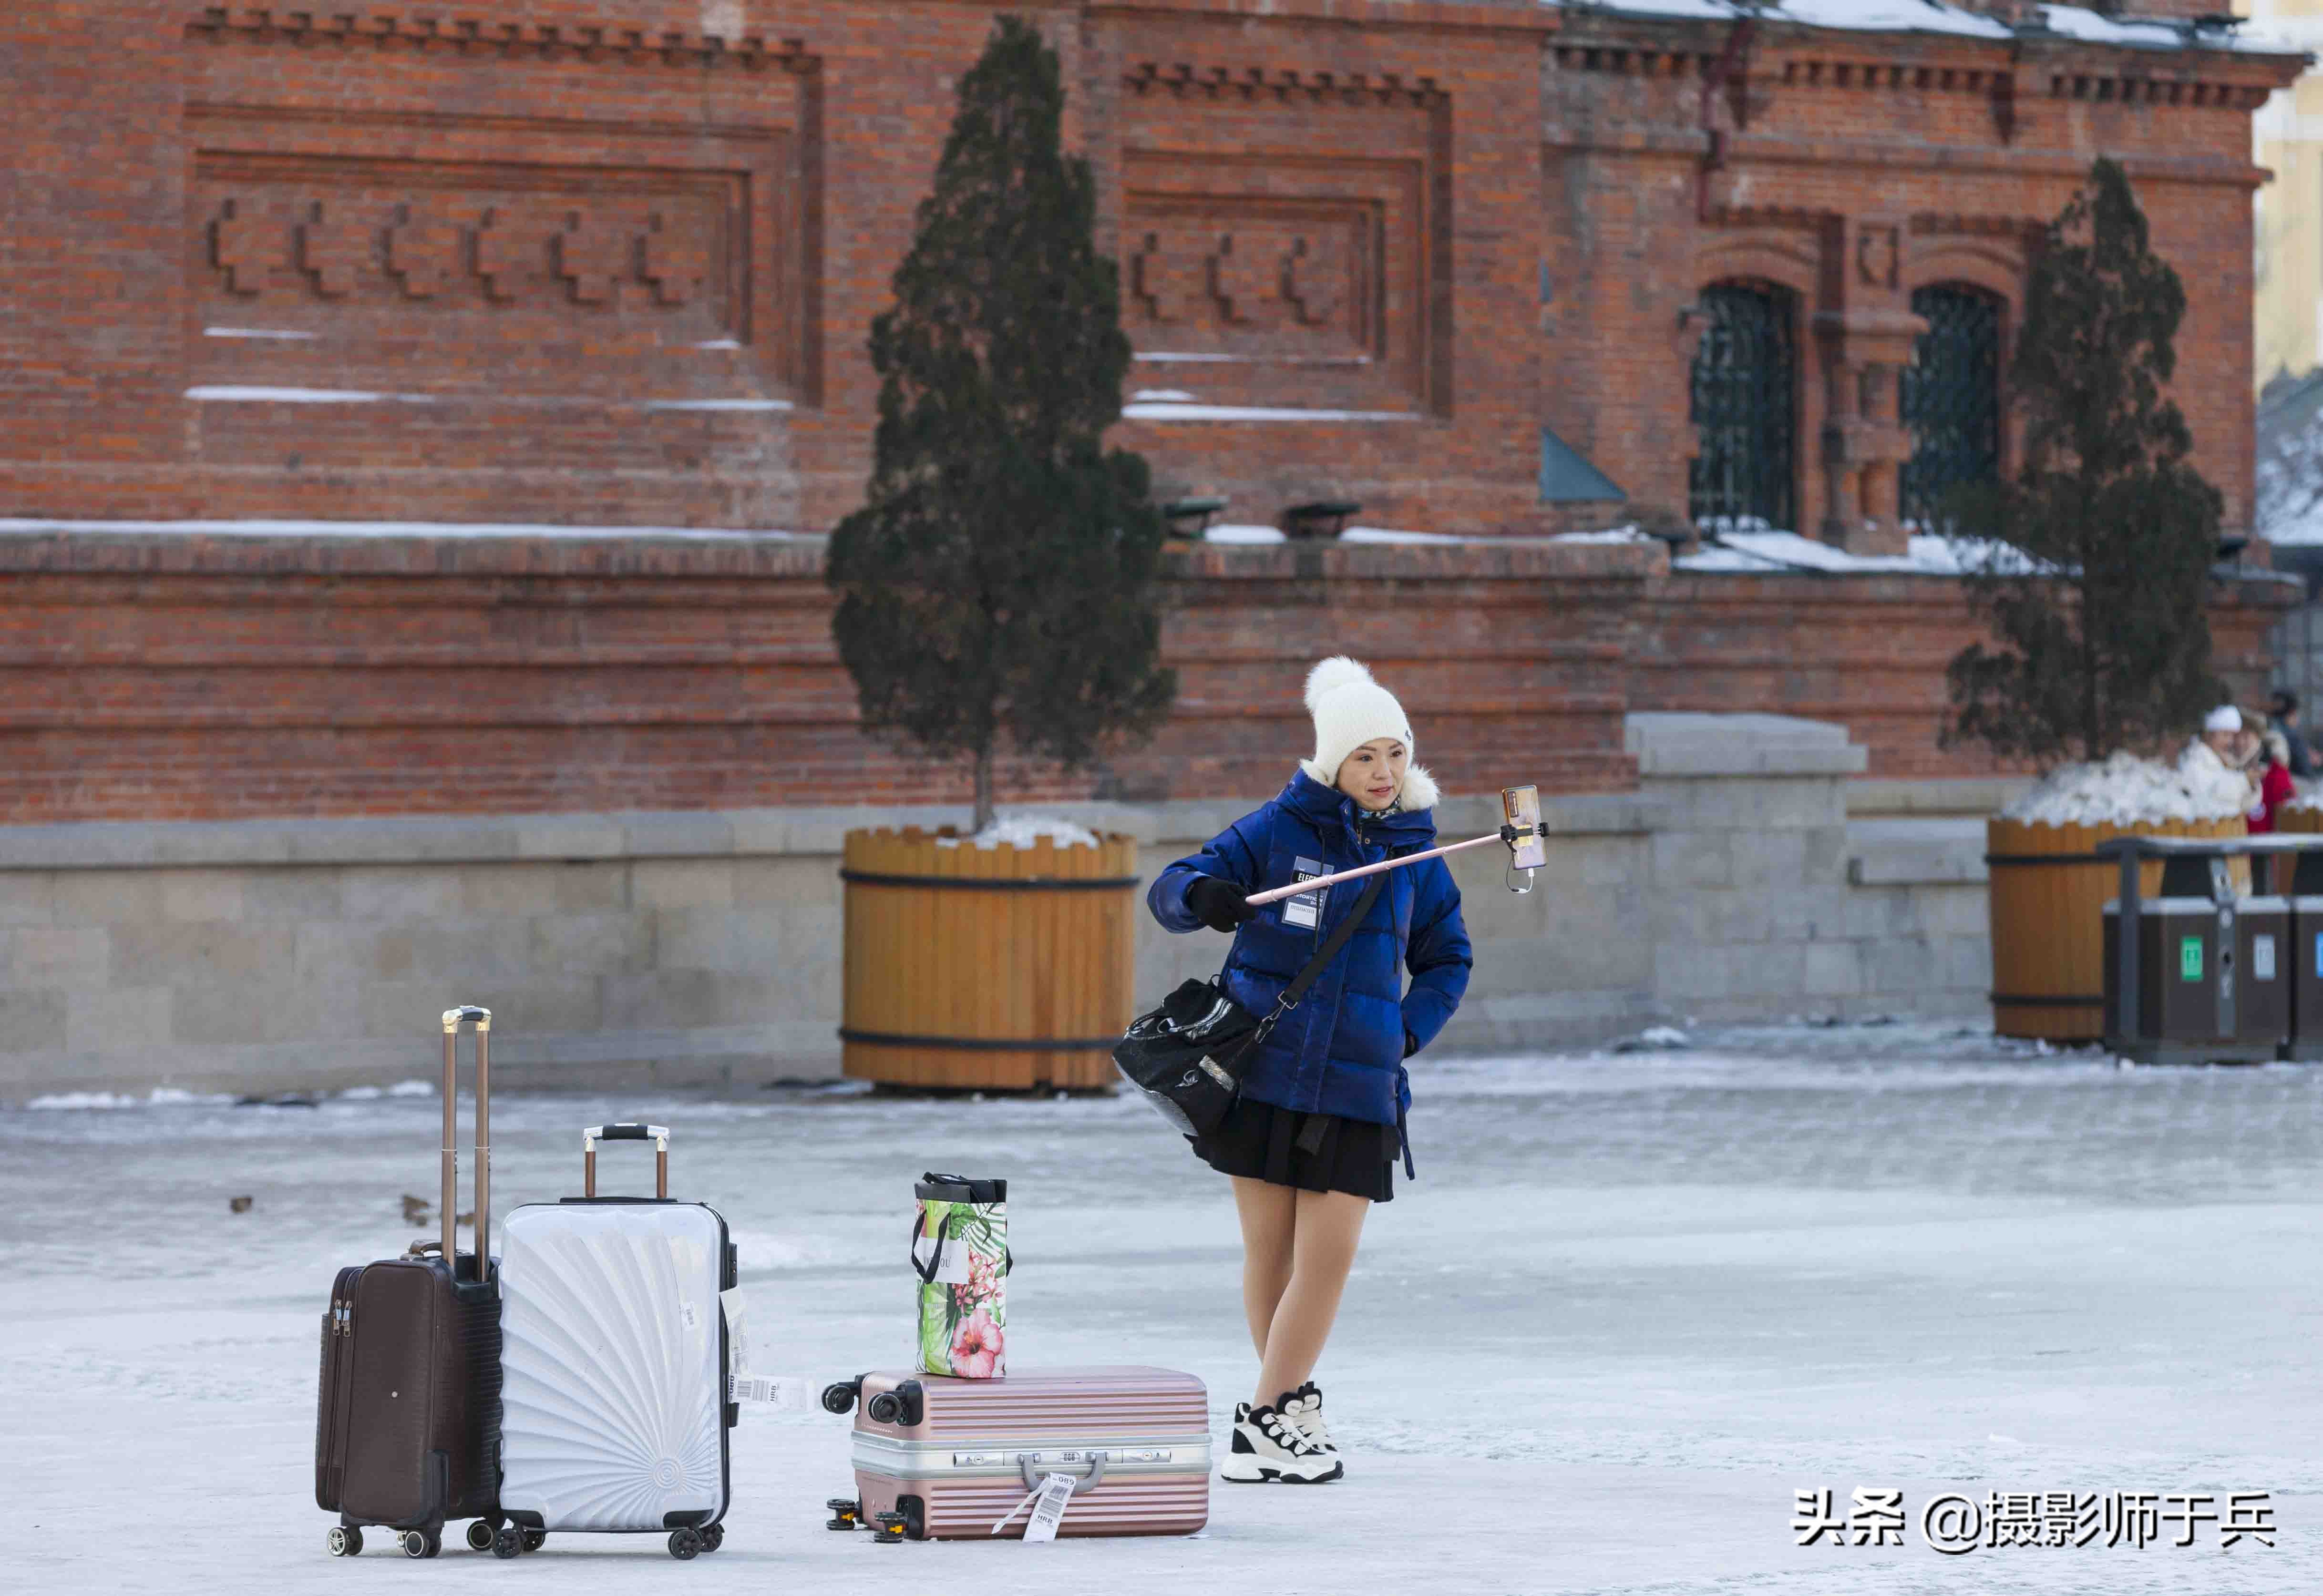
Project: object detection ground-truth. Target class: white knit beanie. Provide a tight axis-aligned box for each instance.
[2204,704,2242,734]
[1297,656,1440,809]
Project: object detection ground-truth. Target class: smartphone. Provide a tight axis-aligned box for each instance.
[1502,785,1546,870]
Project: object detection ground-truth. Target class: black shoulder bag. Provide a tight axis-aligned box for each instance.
[1113,871,1387,1139]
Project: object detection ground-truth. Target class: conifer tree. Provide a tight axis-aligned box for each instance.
[827,16,1174,830]
[1941,157,2225,766]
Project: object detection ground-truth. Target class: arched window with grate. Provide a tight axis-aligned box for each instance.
[1900,284,2003,527]
[1687,281,1798,531]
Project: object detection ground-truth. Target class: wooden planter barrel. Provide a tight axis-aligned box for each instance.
[1987,814,2246,1042]
[840,827,1141,1090]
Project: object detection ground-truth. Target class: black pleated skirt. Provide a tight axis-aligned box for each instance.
[1192,1096,1398,1202]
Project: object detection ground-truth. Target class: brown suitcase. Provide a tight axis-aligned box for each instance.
[827,1367,1211,1540]
[314,1006,504,1559]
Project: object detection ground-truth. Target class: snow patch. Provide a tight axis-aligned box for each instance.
[2000,748,2252,828]
[1130,389,1197,402]
[642,398,792,412]
[1613,1025,1694,1054]
[2037,3,2189,49]
[386,1079,437,1098]
[1340,526,1462,545]
[935,814,1103,851]
[185,385,394,404]
[1674,526,2040,576]
[1121,401,1424,423]
[26,1086,234,1110]
[1549,524,1652,545]
[1204,523,1287,544]
[1543,0,2276,51]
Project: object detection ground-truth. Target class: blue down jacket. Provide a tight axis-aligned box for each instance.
[1148,767,1472,1129]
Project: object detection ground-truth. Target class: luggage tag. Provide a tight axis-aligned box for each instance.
[728,1374,811,1411]
[720,1287,749,1372]
[989,1471,1076,1542]
[1281,857,1328,930]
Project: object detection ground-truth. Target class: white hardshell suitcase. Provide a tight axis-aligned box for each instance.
[494,1124,738,1561]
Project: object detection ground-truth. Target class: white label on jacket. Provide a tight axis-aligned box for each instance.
[1282,857,1327,929]
[1023,1471,1077,1543]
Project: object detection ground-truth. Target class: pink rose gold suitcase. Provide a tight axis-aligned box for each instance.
[825,1367,1210,1540]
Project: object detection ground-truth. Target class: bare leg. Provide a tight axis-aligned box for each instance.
[1230,1176,1297,1361]
[1253,1187,1370,1409]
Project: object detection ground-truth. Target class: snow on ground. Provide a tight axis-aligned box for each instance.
[5,1022,2318,1593]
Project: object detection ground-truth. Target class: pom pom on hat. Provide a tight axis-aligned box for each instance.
[2205,704,2243,734]
[1298,655,1439,809]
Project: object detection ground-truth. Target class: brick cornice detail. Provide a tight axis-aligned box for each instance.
[1554,19,2302,106]
[1124,60,1445,106]
[184,9,814,71]
[1087,0,1555,37]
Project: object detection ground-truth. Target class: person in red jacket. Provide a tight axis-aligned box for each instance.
[2244,721,2296,833]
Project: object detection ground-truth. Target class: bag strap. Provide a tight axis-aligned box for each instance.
[1262,869,1388,1028]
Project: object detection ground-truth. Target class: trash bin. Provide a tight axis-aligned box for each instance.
[2285,848,2323,1062]
[2103,852,2287,1064]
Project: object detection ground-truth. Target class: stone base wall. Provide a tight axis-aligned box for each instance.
[0,715,2017,1102]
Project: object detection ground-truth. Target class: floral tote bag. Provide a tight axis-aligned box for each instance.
[911,1173,1008,1379]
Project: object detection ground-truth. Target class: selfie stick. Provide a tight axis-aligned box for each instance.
[1244,825,1540,907]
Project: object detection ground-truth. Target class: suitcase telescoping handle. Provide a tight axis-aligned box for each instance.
[440,1006,491,1273]
[582,1123,670,1198]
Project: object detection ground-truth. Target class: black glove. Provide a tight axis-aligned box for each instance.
[1185,875,1257,933]
[1403,1029,1420,1059]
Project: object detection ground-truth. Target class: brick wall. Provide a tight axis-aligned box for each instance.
[0,528,2295,823]
[0,2,2298,537]
[0,531,1654,824]
[1633,568,2300,777]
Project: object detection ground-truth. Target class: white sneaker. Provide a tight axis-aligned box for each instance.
[1218,1401,1343,1484]
[1281,1381,1335,1455]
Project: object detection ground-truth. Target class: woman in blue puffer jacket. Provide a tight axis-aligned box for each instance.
[1148,656,1470,1485]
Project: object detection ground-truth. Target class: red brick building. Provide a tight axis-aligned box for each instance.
[0,2,2305,819]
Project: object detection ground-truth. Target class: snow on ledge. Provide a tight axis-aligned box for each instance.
[186,386,792,411]
[1676,527,1988,575]
[0,518,814,542]
[1548,524,1653,545]
[642,398,793,412]
[1546,0,2283,51]
[1122,401,1425,423]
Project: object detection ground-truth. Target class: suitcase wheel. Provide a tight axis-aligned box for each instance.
[326,1526,362,1557]
[399,1529,441,1559]
[699,1524,725,1554]
[464,1520,496,1553]
[820,1380,860,1415]
[869,1512,908,1544]
[668,1528,704,1560]
[825,1497,861,1531]
[492,1527,524,1560]
[524,1531,546,1552]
